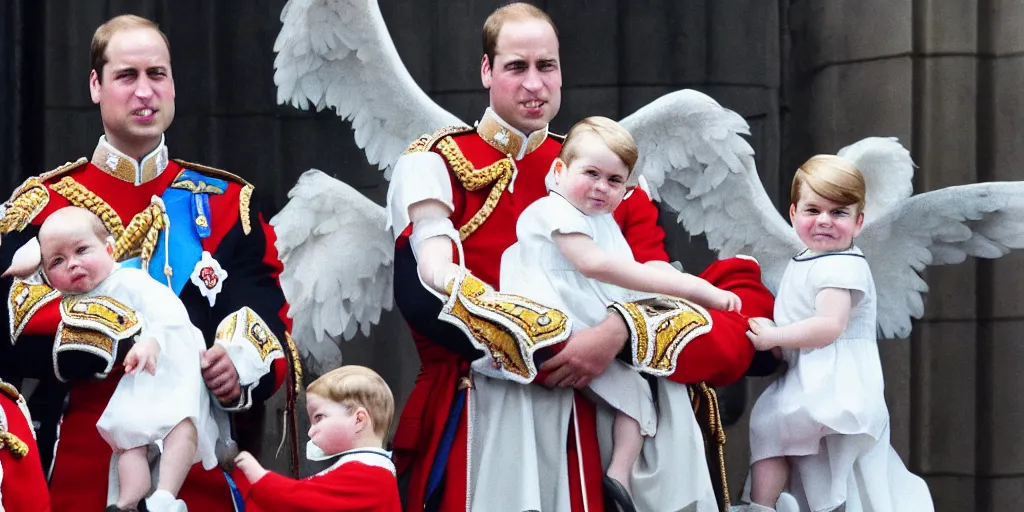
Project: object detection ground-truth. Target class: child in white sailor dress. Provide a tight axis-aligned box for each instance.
[738,155,933,512]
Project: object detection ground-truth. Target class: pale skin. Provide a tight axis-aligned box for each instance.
[88,24,241,405]
[744,186,864,508]
[404,17,631,393]
[234,394,386,484]
[34,207,199,508]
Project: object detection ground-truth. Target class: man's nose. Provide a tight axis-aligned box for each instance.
[135,76,154,99]
[522,68,542,91]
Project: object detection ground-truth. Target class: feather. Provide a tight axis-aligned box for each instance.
[622,89,802,294]
[273,0,467,179]
[269,169,394,373]
[859,182,1024,339]
[836,137,915,224]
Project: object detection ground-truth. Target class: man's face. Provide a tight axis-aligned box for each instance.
[89,27,175,159]
[481,19,562,134]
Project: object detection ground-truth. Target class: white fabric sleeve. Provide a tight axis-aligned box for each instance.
[386,151,454,240]
[409,215,463,264]
[530,195,594,240]
[124,269,194,353]
[808,255,872,298]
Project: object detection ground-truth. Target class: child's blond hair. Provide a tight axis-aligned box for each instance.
[559,116,639,176]
[306,365,395,439]
[791,155,866,212]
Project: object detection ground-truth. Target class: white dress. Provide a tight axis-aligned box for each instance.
[499,192,657,436]
[745,247,933,512]
[91,267,221,470]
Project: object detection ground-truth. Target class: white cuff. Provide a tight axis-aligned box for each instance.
[214,307,283,387]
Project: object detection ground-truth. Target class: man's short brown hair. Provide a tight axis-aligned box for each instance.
[306,365,395,439]
[481,3,558,66]
[91,14,171,82]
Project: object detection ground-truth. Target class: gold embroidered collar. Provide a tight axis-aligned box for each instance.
[476,108,548,160]
[90,136,170,185]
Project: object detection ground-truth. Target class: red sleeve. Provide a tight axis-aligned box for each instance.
[613,187,669,263]
[247,464,401,512]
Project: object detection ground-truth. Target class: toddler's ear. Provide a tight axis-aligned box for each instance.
[3,237,42,278]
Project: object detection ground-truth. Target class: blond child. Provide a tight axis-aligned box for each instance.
[735,156,933,512]
[28,206,221,512]
[235,365,401,511]
[417,116,740,509]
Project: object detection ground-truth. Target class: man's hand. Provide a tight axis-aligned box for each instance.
[124,337,160,376]
[540,312,628,389]
[201,344,241,403]
[234,450,269,484]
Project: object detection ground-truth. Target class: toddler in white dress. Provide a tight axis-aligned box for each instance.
[33,206,221,512]
[736,156,933,512]
[416,117,742,507]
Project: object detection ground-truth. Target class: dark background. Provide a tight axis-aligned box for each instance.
[4,2,1023,510]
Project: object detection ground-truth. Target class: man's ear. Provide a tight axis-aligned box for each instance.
[480,55,493,89]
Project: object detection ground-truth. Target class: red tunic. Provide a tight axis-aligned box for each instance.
[392,123,774,512]
[0,385,50,512]
[0,158,293,512]
[246,456,401,512]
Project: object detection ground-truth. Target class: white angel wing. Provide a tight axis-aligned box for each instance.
[274,0,467,178]
[621,89,802,294]
[860,182,1024,339]
[837,137,915,224]
[270,170,394,372]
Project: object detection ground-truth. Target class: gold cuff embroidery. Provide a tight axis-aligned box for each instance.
[60,296,142,338]
[8,279,60,343]
[0,178,50,234]
[610,296,713,376]
[438,272,570,383]
[217,307,283,362]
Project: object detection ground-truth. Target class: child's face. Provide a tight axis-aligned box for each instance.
[789,187,864,253]
[306,393,365,456]
[553,133,630,216]
[40,224,116,295]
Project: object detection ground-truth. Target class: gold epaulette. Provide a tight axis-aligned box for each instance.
[38,157,88,183]
[173,159,255,235]
[402,125,475,155]
[0,158,87,235]
[172,159,251,187]
[0,380,20,403]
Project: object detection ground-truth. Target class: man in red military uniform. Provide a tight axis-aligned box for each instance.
[0,15,299,511]
[386,3,776,511]
[0,380,49,512]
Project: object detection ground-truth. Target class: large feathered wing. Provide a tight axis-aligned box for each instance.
[837,137,915,224]
[621,89,802,294]
[269,170,394,373]
[274,0,467,178]
[859,182,1024,339]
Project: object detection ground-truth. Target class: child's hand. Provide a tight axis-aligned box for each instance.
[124,337,160,375]
[746,317,777,350]
[710,288,742,312]
[234,451,269,484]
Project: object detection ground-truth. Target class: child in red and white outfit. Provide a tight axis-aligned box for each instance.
[235,365,400,512]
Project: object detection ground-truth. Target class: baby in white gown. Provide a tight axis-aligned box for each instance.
[33,206,220,512]
[415,117,741,505]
